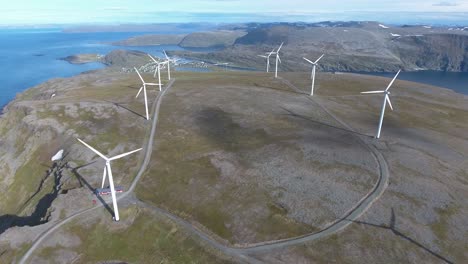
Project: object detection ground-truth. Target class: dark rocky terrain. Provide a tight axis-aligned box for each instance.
[110,21,467,73]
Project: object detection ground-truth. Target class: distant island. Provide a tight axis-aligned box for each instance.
[111,30,247,49]
[60,54,103,64]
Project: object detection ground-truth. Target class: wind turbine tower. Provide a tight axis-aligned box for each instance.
[135,67,159,120]
[77,138,141,221]
[274,42,283,78]
[303,54,325,96]
[258,48,275,72]
[361,70,401,139]
[163,50,173,80]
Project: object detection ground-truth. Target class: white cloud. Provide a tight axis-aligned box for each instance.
[433,1,458,6]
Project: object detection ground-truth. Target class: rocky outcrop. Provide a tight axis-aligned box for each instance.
[179,30,247,48]
[60,54,103,64]
[178,24,468,72]
[393,34,468,71]
[112,34,186,46]
[111,30,247,49]
[101,50,150,68]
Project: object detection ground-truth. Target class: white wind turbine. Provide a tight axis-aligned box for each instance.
[147,55,164,91]
[361,70,401,139]
[303,54,325,96]
[273,42,283,78]
[135,67,159,120]
[77,138,142,221]
[258,48,275,72]
[162,50,173,80]
[214,62,229,71]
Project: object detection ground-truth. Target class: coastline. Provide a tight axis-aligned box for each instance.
[2,67,467,117]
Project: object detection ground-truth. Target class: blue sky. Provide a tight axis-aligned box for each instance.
[1,0,468,25]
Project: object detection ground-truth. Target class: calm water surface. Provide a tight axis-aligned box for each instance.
[359,71,468,95]
[1,28,467,109]
[0,28,201,109]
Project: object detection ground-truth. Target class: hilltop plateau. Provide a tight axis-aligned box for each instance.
[0,67,466,263]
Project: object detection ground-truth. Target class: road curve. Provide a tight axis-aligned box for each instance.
[19,79,175,264]
[20,76,389,264]
[136,77,390,256]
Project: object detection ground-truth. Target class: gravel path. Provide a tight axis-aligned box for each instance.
[19,76,389,264]
[19,80,175,264]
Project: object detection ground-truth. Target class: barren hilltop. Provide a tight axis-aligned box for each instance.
[0,56,467,263]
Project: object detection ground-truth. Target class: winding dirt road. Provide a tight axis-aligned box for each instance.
[19,76,389,264]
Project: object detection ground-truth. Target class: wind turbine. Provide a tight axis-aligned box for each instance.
[149,52,173,81]
[134,67,159,120]
[273,42,283,78]
[162,50,173,80]
[148,54,167,91]
[77,138,142,221]
[214,62,229,71]
[258,48,275,72]
[361,70,401,139]
[303,54,325,96]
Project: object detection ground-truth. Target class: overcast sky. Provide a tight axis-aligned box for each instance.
[1,0,468,25]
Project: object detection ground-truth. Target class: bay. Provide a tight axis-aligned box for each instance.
[0,28,200,109]
[359,71,468,95]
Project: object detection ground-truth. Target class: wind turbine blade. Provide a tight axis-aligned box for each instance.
[314,54,325,64]
[146,83,159,86]
[268,48,275,56]
[303,57,314,64]
[385,69,401,91]
[147,54,158,63]
[163,50,169,59]
[386,95,394,111]
[136,87,143,98]
[101,166,107,188]
[76,138,108,160]
[277,42,284,52]
[361,90,385,94]
[278,55,282,64]
[258,55,268,58]
[134,67,145,83]
[105,163,119,221]
[109,148,142,161]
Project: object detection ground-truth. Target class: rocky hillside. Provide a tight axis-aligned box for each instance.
[166,22,468,72]
[111,30,246,48]
[393,34,468,71]
[112,34,187,46]
[179,30,247,48]
[100,49,151,67]
[0,70,148,223]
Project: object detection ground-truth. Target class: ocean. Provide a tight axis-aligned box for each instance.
[359,71,468,95]
[0,28,193,109]
[1,28,467,110]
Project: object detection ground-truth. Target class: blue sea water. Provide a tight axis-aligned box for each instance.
[1,28,467,110]
[359,71,468,95]
[0,28,194,109]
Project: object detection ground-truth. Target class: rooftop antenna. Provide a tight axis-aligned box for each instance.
[134,67,159,120]
[303,54,324,96]
[77,138,141,221]
[361,70,401,139]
